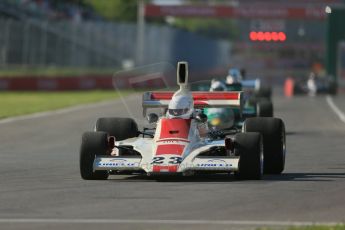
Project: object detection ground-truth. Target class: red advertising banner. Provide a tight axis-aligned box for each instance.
[145,4,326,20]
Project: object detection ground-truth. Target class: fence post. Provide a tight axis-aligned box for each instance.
[136,0,145,65]
[40,21,48,66]
[22,22,30,66]
[1,20,12,67]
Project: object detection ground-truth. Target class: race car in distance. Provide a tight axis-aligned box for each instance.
[202,78,273,130]
[191,69,273,130]
[80,62,286,180]
[226,68,273,118]
[292,73,337,96]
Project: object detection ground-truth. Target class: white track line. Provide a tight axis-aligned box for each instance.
[326,95,345,123]
[0,219,341,226]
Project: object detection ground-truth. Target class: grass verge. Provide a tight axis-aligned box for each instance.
[0,90,131,119]
[286,225,345,230]
[259,225,345,230]
[0,67,116,77]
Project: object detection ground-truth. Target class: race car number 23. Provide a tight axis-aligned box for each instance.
[151,156,183,165]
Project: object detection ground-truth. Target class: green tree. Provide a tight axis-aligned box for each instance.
[81,0,238,40]
[84,0,137,22]
[170,0,239,40]
[171,18,239,41]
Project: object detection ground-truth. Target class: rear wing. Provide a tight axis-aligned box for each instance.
[241,79,260,90]
[142,91,243,116]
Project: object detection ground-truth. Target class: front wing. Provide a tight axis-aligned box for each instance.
[93,140,239,174]
[93,156,239,173]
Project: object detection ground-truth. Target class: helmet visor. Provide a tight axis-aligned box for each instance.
[168,108,189,116]
[212,86,224,91]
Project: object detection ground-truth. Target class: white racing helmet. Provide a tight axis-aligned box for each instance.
[167,94,194,119]
[210,79,227,91]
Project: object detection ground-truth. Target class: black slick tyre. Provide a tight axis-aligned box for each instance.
[95,117,138,141]
[234,132,263,180]
[80,131,109,180]
[256,99,273,117]
[244,117,286,174]
[255,87,272,100]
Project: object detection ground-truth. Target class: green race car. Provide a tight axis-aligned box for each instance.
[191,79,273,130]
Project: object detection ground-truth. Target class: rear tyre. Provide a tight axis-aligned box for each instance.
[256,99,273,117]
[255,87,272,100]
[80,131,109,180]
[244,117,286,174]
[234,133,263,180]
[95,117,138,141]
[328,81,337,95]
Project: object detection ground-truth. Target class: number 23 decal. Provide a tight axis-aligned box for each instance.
[151,156,183,165]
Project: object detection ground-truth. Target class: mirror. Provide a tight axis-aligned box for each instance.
[177,61,188,85]
[147,113,159,124]
[195,112,207,123]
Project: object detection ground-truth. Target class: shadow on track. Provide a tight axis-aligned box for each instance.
[285,130,320,136]
[108,173,239,183]
[265,172,345,182]
[107,172,345,183]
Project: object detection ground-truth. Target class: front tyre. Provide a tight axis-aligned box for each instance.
[244,117,286,174]
[234,132,263,180]
[80,131,109,180]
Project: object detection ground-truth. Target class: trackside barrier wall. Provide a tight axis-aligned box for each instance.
[0,19,231,75]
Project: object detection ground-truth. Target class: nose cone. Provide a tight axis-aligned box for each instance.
[150,118,191,173]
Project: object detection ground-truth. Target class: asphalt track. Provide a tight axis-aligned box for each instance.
[1,91,345,230]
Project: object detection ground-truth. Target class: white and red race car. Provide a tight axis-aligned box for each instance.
[80,62,286,180]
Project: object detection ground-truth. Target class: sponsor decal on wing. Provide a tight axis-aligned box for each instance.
[196,159,233,167]
[95,158,140,168]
